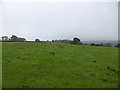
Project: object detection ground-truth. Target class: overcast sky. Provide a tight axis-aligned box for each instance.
[0,2,118,41]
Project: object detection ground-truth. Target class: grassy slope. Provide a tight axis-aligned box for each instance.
[2,42,118,88]
[0,42,2,89]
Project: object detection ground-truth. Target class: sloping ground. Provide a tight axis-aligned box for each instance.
[0,42,2,89]
[2,42,118,88]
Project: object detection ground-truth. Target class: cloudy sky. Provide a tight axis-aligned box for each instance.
[0,2,118,41]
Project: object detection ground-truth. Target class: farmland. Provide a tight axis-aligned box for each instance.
[2,42,118,88]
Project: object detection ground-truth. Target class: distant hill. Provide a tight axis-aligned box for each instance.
[82,40,118,47]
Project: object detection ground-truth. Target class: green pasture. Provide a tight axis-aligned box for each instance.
[2,42,118,88]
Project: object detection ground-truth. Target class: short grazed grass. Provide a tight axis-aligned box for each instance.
[2,42,118,88]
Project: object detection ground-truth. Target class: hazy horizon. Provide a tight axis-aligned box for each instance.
[0,2,118,41]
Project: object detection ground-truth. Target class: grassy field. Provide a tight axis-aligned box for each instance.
[0,42,2,89]
[2,42,118,88]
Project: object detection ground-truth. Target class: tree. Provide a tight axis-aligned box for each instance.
[10,35,18,41]
[71,37,82,45]
[73,37,80,42]
[10,35,26,42]
[18,38,26,42]
[2,36,8,41]
[35,39,40,42]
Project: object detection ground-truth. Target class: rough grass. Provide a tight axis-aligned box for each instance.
[2,42,118,88]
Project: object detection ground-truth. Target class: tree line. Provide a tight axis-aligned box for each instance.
[1,35,26,42]
[52,37,82,45]
[1,35,119,48]
[90,43,112,47]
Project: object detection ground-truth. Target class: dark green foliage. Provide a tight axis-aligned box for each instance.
[10,35,26,42]
[10,35,18,41]
[71,37,82,45]
[2,36,8,41]
[73,37,80,42]
[1,35,26,42]
[35,39,40,42]
[53,39,72,44]
[52,38,82,45]
[17,38,26,42]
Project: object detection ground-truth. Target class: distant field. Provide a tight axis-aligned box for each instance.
[2,42,118,88]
